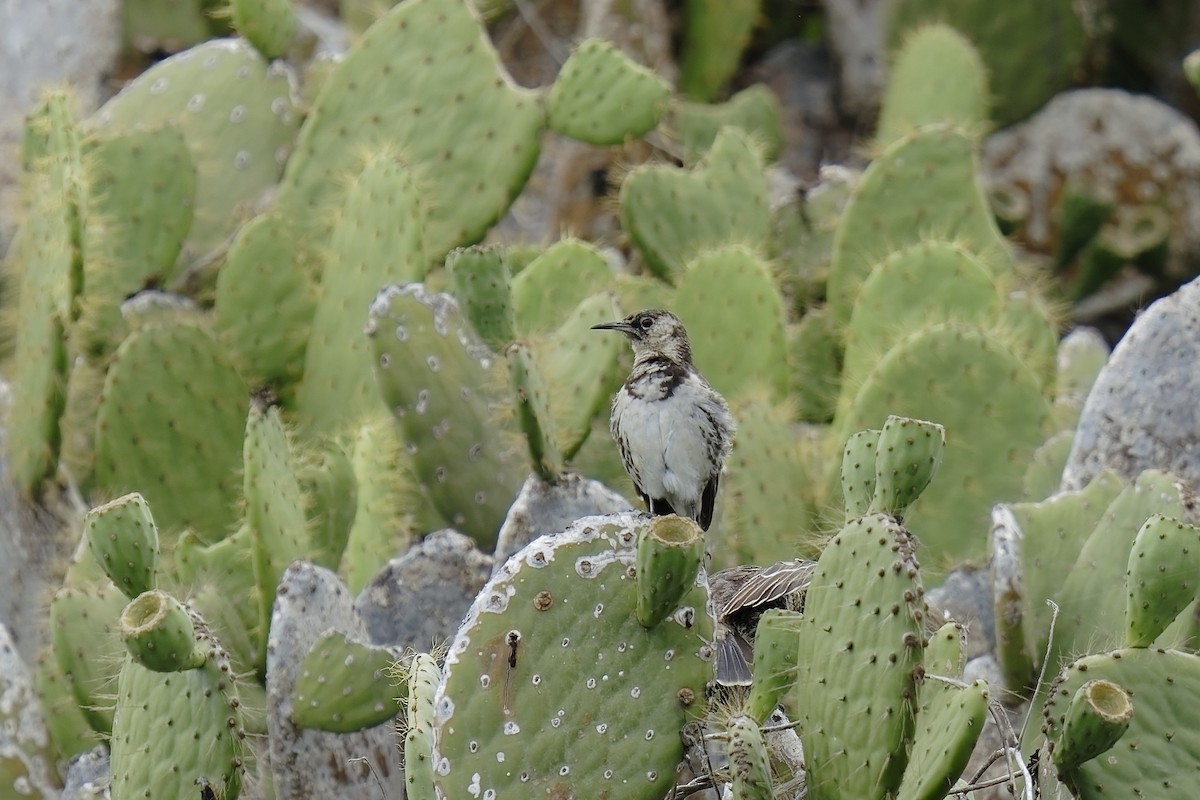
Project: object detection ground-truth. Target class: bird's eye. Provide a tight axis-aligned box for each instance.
[639,317,653,330]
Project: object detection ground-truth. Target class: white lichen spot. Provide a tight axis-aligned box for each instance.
[586,678,597,689]
[559,766,570,777]
[604,769,613,779]
[236,65,251,79]
[474,491,487,505]
[230,104,246,123]
[561,637,570,647]
[644,730,655,741]
[469,740,479,753]
[672,607,696,628]
[468,443,482,462]
[150,77,169,95]
[520,771,530,782]
[664,649,675,661]
[203,54,219,69]
[617,642,627,653]
[503,721,520,735]
[467,772,481,797]
[630,686,641,699]
[646,770,658,781]
[394,324,408,342]
[435,696,455,723]
[415,389,430,414]
[187,93,205,111]
[531,674,541,686]
[496,752,505,762]
[234,150,250,170]
[698,645,714,661]
[426,355,440,372]
[436,757,451,776]
[593,603,604,618]
[431,419,450,440]
[484,791,496,800]
[435,466,448,482]
[550,717,561,729]
[270,96,288,115]
[479,675,490,689]
[596,723,608,734]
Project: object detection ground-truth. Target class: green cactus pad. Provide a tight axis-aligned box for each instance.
[635,515,705,627]
[839,240,1002,417]
[796,514,926,800]
[6,94,83,495]
[49,584,127,735]
[895,680,989,800]
[887,0,1087,126]
[671,84,783,163]
[827,125,1011,326]
[729,714,774,800]
[678,0,760,101]
[1021,430,1075,501]
[342,414,418,592]
[433,512,713,800]
[232,0,297,59]
[1051,679,1132,774]
[1040,648,1200,797]
[507,341,563,482]
[534,292,624,461]
[295,149,429,434]
[876,24,989,145]
[119,590,205,672]
[89,38,300,263]
[244,401,310,668]
[674,245,788,400]
[59,356,107,488]
[923,622,967,681]
[1053,329,1109,431]
[1125,514,1200,648]
[276,0,544,258]
[213,211,319,393]
[368,284,521,547]
[841,428,881,519]
[405,652,441,800]
[789,308,843,423]
[33,647,96,761]
[996,287,1060,390]
[510,238,611,336]
[546,38,669,145]
[290,630,403,732]
[746,609,802,723]
[838,324,1053,568]
[445,245,514,351]
[174,525,261,675]
[85,492,160,600]
[620,127,770,283]
[716,391,818,567]
[94,323,248,542]
[990,470,1125,692]
[1053,471,1195,671]
[109,630,246,800]
[297,439,358,571]
[870,416,945,519]
[76,128,195,357]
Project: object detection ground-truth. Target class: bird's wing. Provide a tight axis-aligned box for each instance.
[720,560,816,617]
[699,473,719,531]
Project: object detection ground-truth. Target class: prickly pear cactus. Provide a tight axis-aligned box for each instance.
[510,238,611,336]
[674,245,788,400]
[678,0,760,101]
[231,0,297,60]
[671,84,783,162]
[85,492,160,600]
[1124,514,1200,647]
[433,512,713,800]
[446,245,514,352]
[368,283,520,547]
[876,23,988,145]
[290,630,403,732]
[507,341,563,482]
[620,126,770,282]
[94,322,249,542]
[276,0,544,258]
[546,38,669,145]
[404,651,441,800]
[827,125,1011,326]
[295,148,428,434]
[795,513,926,800]
[87,38,300,263]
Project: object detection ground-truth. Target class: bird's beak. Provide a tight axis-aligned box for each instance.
[591,320,635,334]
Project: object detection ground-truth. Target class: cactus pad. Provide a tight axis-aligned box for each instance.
[94,323,248,542]
[870,415,945,519]
[510,238,611,336]
[433,512,713,800]
[1124,514,1200,648]
[446,245,514,351]
[118,590,205,672]
[290,630,403,733]
[546,38,670,145]
[85,492,160,600]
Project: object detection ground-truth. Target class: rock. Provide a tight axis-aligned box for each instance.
[266,562,405,800]
[59,746,109,799]
[0,622,59,799]
[354,529,492,650]
[1063,276,1200,490]
[926,566,995,658]
[493,472,633,570]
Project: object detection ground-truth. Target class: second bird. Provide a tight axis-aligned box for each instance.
[592,309,735,531]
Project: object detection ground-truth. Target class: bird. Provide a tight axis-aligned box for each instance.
[591,309,735,531]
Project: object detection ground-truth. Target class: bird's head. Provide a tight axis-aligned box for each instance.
[592,309,693,364]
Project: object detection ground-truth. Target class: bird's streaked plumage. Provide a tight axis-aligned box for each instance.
[592,309,735,530]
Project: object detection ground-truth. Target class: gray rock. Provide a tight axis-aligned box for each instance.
[926,566,995,658]
[266,562,405,800]
[354,529,491,650]
[1062,276,1200,491]
[493,472,633,570]
[1,622,59,799]
[60,746,110,800]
